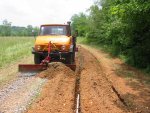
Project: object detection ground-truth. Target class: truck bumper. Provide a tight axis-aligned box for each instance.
[32,47,72,57]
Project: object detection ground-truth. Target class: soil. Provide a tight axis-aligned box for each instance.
[79,47,127,113]
[26,63,76,113]
[27,46,128,113]
[0,45,150,113]
[82,45,150,113]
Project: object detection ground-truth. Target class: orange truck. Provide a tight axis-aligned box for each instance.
[19,22,77,73]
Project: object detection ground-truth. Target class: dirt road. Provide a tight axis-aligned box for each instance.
[0,45,150,113]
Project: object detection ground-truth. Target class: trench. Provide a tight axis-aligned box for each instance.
[74,48,84,113]
[75,76,80,113]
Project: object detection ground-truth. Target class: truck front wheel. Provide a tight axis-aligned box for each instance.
[34,54,42,64]
[66,53,75,64]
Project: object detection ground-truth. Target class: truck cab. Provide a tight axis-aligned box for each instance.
[32,22,76,64]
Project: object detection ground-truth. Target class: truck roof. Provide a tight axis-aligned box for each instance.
[41,24,68,26]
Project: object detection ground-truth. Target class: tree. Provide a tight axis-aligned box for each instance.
[0,20,39,36]
[0,20,11,36]
[71,13,88,37]
[71,0,150,70]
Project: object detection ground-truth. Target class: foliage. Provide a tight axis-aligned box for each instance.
[71,13,88,37]
[71,0,150,71]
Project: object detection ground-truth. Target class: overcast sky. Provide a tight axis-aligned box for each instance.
[0,0,93,27]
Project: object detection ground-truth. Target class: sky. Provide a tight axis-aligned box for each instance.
[0,0,94,27]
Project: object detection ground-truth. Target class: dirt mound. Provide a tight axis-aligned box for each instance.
[27,62,76,113]
[37,62,75,79]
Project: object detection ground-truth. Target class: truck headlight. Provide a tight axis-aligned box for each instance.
[61,45,66,51]
[35,45,41,51]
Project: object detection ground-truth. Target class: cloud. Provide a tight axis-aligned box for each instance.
[0,0,93,27]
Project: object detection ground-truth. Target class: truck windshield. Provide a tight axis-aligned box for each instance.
[40,26,67,35]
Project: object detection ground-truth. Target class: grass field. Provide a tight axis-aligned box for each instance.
[0,37,34,68]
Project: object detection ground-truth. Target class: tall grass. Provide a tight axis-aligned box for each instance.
[0,37,34,68]
[77,37,88,44]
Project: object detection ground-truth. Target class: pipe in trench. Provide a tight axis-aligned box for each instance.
[76,94,80,113]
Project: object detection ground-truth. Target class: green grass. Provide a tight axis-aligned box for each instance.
[115,68,135,78]
[77,37,111,53]
[0,36,34,68]
[77,37,88,44]
[77,37,124,58]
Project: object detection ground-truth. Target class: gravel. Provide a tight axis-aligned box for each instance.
[0,73,47,113]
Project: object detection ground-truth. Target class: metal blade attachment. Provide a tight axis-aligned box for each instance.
[19,64,47,73]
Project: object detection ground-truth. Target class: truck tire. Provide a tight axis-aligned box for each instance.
[34,54,42,64]
[66,53,75,64]
[72,52,75,63]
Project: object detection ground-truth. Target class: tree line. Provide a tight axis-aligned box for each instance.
[71,0,150,71]
[0,20,39,36]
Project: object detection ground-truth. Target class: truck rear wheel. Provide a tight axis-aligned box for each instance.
[34,54,42,64]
